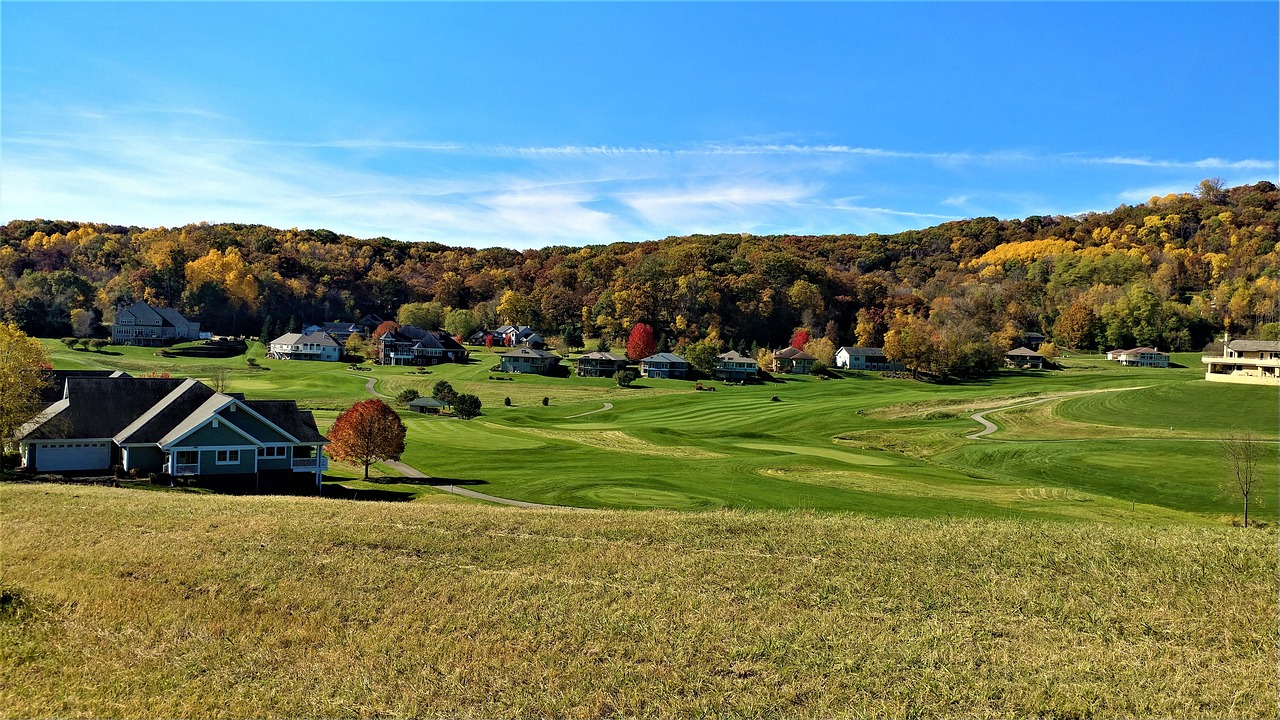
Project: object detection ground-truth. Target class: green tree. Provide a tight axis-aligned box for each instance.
[453,393,482,419]
[444,308,478,339]
[683,339,720,375]
[614,369,638,387]
[431,380,457,407]
[398,301,447,330]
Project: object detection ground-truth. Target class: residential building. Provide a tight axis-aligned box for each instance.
[301,321,364,344]
[493,325,544,348]
[575,351,629,378]
[267,331,343,362]
[1105,347,1170,368]
[714,350,758,381]
[772,347,816,375]
[379,326,470,366]
[17,377,328,486]
[1203,337,1280,385]
[1005,347,1045,369]
[111,301,200,346]
[499,345,562,374]
[1020,331,1046,350]
[834,346,904,371]
[639,352,689,379]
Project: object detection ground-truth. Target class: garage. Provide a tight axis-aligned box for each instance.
[31,441,112,472]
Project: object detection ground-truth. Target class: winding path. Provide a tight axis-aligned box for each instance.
[364,377,390,398]
[965,386,1160,441]
[565,402,614,419]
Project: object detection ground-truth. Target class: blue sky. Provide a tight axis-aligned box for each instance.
[3,2,1276,248]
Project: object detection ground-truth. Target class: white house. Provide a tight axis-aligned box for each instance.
[1105,347,1169,368]
[267,331,342,362]
[834,346,904,371]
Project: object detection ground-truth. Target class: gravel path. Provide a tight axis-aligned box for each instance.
[565,402,614,419]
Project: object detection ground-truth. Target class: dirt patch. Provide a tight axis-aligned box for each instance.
[506,428,725,458]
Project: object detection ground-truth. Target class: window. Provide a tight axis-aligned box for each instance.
[258,446,286,458]
[215,450,240,464]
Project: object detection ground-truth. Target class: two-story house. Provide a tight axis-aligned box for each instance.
[714,351,758,381]
[772,347,817,375]
[1105,347,1170,368]
[499,345,562,374]
[1203,337,1280,385]
[268,331,343,361]
[378,326,470,366]
[639,352,689,379]
[111,301,200,347]
[575,351,629,378]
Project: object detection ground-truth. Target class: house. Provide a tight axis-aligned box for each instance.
[17,376,329,486]
[493,325,544,348]
[1203,336,1280,385]
[772,347,816,375]
[714,350,758,381]
[110,301,200,346]
[834,346,904,371]
[378,326,470,366]
[301,321,364,344]
[267,331,342,362]
[575,351,629,378]
[640,352,689,379]
[1020,331,1046,350]
[407,397,446,414]
[499,345,562,374]
[1105,347,1170,368]
[1005,347,1045,369]
[357,314,385,332]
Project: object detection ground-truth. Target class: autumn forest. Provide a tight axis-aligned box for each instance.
[2,180,1275,378]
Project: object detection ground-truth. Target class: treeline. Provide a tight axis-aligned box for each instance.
[2,179,1275,377]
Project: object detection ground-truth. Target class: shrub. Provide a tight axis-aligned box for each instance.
[504,397,512,406]
[614,369,638,388]
[542,397,550,406]
[453,393,482,420]
[396,389,420,404]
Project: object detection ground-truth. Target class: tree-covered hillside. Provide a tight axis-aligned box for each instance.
[2,180,1275,359]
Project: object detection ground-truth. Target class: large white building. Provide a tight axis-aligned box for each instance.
[267,331,342,362]
[1203,337,1280,385]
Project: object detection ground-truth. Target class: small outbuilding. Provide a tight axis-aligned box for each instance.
[408,397,447,414]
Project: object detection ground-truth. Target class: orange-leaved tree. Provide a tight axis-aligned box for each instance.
[327,399,406,480]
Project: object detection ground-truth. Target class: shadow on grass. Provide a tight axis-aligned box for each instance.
[365,475,490,487]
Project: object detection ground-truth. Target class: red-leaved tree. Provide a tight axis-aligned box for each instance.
[485,334,494,349]
[626,322,657,361]
[790,328,811,349]
[372,320,400,340]
[327,399,407,480]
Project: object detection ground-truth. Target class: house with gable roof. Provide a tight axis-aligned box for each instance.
[17,376,328,486]
[268,331,342,361]
[834,346,904,371]
[1203,336,1280,385]
[378,325,470,366]
[575,351,629,377]
[639,352,689,379]
[111,301,200,346]
[499,345,562,374]
[714,350,758,381]
[772,346,817,375]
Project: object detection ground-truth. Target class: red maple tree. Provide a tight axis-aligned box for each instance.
[326,399,406,480]
[626,323,657,361]
[790,328,811,349]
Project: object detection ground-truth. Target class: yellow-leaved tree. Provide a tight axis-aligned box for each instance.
[185,248,261,310]
[0,323,52,451]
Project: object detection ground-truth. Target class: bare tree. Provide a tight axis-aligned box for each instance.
[209,367,231,394]
[1219,429,1265,527]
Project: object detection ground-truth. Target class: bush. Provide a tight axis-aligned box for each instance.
[61,337,77,348]
[504,397,512,406]
[246,357,259,368]
[614,369,638,388]
[542,397,550,406]
[453,393,482,420]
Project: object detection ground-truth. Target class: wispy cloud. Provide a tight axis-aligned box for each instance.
[3,106,1275,247]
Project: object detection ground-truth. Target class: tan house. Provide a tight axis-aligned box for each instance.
[1203,337,1280,385]
[772,346,816,374]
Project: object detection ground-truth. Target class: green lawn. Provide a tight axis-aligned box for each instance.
[43,340,1279,523]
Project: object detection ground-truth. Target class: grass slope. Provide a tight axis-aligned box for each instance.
[2,484,1275,718]
[42,341,1279,522]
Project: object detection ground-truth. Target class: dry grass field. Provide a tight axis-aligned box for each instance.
[3,483,1275,719]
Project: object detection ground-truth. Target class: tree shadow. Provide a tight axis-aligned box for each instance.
[365,475,490,487]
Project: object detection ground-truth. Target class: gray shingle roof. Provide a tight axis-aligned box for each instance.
[1006,347,1043,357]
[243,401,328,444]
[774,347,816,360]
[21,378,189,440]
[1229,340,1280,352]
[501,346,560,359]
[641,353,687,364]
[837,346,886,356]
[115,379,217,444]
[577,351,628,362]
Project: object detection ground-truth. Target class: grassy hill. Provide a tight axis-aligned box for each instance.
[2,483,1275,718]
[42,340,1279,524]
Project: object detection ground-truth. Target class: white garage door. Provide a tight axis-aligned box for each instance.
[36,441,111,472]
